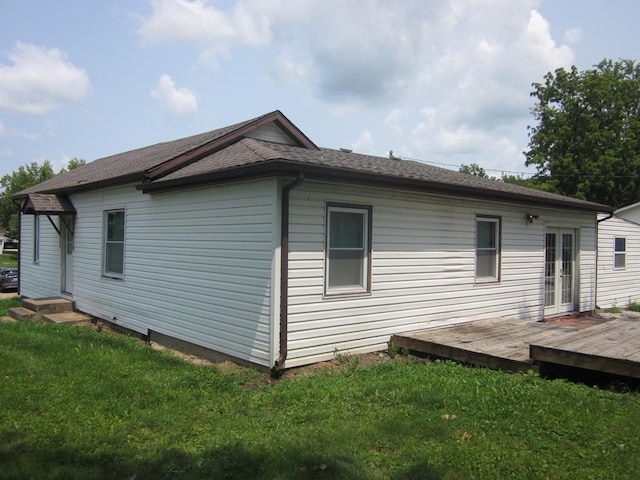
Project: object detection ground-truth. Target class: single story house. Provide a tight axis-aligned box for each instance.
[597,202,640,309]
[14,110,613,371]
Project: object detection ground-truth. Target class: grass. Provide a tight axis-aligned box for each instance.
[0,251,18,267]
[0,320,639,479]
[628,301,640,312]
[0,297,21,316]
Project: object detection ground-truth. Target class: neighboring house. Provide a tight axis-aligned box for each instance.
[597,202,640,309]
[13,110,613,371]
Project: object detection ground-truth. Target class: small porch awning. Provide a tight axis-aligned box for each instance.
[21,193,76,215]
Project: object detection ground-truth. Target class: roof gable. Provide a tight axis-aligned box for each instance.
[614,202,640,223]
[145,110,318,182]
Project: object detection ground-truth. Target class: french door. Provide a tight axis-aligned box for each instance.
[544,228,576,316]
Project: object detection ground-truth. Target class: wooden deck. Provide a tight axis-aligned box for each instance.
[390,317,640,379]
[530,318,640,379]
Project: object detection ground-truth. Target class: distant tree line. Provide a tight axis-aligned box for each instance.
[0,158,85,239]
[460,59,640,209]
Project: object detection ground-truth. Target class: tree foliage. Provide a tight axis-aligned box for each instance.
[0,159,85,239]
[459,163,491,178]
[525,59,640,209]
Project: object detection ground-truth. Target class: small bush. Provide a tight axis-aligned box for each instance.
[606,306,622,314]
[628,301,640,312]
[387,343,401,358]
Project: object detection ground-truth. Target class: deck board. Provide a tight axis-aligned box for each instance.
[529,319,640,378]
[391,317,640,378]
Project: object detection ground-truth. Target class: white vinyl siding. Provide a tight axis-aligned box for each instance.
[597,215,640,308]
[69,178,278,367]
[285,181,596,368]
[246,123,298,145]
[19,213,62,298]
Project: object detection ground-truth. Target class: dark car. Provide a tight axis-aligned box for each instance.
[0,267,18,291]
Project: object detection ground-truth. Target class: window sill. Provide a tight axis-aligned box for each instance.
[102,275,124,281]
[324,289,371,299]
[474,278,500,285]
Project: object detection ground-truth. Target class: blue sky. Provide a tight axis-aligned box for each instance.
[1,0,639,180]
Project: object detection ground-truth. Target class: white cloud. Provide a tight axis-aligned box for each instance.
[0,119,41,140]
[137,0,574,173]
[150,74,198,116]
[268,53,310,85]
[385,109,405,135]
[563,27,582,44]
[139,0,233,44]
[138,0,285,65]
[351,130,374,154]
[0,42,90,115]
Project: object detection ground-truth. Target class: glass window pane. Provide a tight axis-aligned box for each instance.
[107,211,125,241]
[615,237,626,252]
[330,211,364,248]
[105,243,124,274]
[615,253,626,269]
[477,221,496,248]
[329,250,364,287]
[476,250,496,277]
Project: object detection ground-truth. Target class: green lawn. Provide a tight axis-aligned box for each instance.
[0,311,638,479]
[0,251,18,267]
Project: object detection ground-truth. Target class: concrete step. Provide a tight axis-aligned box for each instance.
[22,297,74,314]
[9,306,41,321]
[42,311,92,325]
[1,316,17,323]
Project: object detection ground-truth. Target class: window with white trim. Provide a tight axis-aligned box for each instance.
[33,215,40,263]
[103,209,125,278]
[614,237,626,269]
[476,216,501,281]
[325,204,371,295]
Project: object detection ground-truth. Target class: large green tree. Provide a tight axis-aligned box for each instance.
[525,59,640,209]
[0,158,85,239]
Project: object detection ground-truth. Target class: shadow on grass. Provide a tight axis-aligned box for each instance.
[0,430,446,480]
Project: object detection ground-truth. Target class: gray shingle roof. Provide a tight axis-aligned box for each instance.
[150,138,612,212]
[22,193,76,214]
[14,111,613,213]
[15,112,274,196]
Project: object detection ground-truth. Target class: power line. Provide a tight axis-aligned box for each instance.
[406,157,640,179]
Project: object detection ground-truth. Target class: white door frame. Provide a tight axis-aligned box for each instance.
[60,215,74,295]
[544,227,576,316]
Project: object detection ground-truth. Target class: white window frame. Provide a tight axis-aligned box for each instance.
[324,203,371,296]
[475,216,501,282]
[103,209,125,279]
[614,236,626,269]
[33,215,40,264]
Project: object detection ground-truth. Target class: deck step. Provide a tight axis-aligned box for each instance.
[0,315,17,323]
[8,306,41,321]
[22,297,74,314]
[42,311,92,325]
